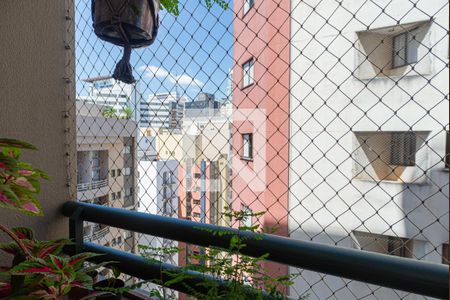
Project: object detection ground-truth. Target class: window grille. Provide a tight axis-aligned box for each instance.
[352,231,413,258]
[390,132,417,166]
[392,29,420,68]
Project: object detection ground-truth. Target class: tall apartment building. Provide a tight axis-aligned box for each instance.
[289,2,449,299]
[137,155,179,298]
[77,101,138,253]
[140,92,186,131]
[233,0,448,299]
[231,0,291,286]
[79,76,141,121]
[184,92,221,118]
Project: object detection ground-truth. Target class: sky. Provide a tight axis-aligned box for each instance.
[75,0,234,101]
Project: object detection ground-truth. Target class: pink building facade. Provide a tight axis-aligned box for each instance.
[231,0,291,291]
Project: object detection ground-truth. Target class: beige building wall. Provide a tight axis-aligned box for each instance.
[0,1,75,247]
[77,102,137,253]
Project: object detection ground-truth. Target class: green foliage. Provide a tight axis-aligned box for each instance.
[101,106,118,118]
[6,252,107,299]
[0,227,71,259]
[121,107,133,119]
[160,0,229,16]
[140,208,307,300]
[0,138,49,216]
[94,279,149,296]
[0,138,111,299]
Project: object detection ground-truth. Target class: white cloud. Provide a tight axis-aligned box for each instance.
[169,74,203,87]
[138,65,203,87]
[138,65,169,77]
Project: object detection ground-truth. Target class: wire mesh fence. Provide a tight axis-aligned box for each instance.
[68,0,449,298]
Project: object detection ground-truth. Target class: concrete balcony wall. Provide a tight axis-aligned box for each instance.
[0,0,75,255]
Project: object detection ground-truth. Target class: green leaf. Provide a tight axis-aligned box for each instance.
[0,139,37,150]
[0,241,21,256]
[68,252,102,268]
[111,265,121,278]
[12,227,34,240]
[9,259,52,275]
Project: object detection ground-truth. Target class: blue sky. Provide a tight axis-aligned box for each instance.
[75,0,234,101]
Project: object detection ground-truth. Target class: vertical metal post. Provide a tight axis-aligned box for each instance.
[68,207,84,255]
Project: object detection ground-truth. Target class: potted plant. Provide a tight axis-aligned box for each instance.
[0,138,111,299]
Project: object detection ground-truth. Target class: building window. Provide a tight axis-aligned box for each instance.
[193,199,201,205]
[442,244,449,265]
[445,131,449,169]
[241,206,252,228]
[243,0,254,15]
[193,212,201,218]
[353,131,423,182]
[242,59,254,88]
[124,167,131,176]
[242,133,253,160]
[111,192,116,200]
[125,187,133,197]
[124,145,131,154]
[392,29,419,68]
[117,169,122,176]
[111,169,116,178]
[116,191,121,199]
[390,132,417,166]
[352,231,413,258]
[91,151,101,181]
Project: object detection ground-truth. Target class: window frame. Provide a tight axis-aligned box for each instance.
[241,133,253,160]
[243,0,254,16]
[445,131,449,169]
[124,145,131,154]
[392,29,419,68]
[242,59,254,89]
[124,167,131,176]
[389,132,417,166]
[442,244,449,265]
[241,205,253,228]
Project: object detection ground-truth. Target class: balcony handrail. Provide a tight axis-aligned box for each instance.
[62,201,449,299]
[82,242,275,300]
[76,179,108,191]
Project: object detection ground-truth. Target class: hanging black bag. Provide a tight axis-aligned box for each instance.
[92,0,160,83]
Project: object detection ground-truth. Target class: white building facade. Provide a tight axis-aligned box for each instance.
[79,76,141,120]
[77,102,138,253]
[140,92,186,129]
[137,158,179,297]
[289,1,449,299]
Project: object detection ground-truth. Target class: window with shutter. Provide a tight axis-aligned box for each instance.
[390,132,417,166]
[392,29,420,68]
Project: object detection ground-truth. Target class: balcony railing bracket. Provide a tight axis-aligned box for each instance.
[68,206,84,254]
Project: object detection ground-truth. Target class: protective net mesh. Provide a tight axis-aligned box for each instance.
[67,0,448,298]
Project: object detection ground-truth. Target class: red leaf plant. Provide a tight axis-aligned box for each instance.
[0,138,112,299]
